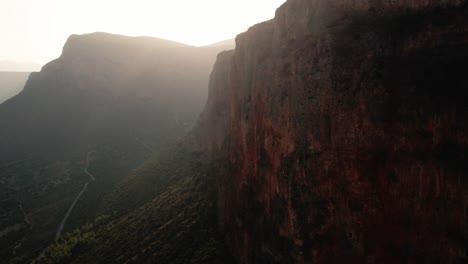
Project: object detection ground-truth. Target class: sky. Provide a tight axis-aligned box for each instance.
[0,0,286,66]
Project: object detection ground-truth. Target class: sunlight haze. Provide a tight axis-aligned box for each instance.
[0,0,286,66]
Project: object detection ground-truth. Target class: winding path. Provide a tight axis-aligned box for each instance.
[136,137,154,153]
[84,151,96,182]
[32,151,96,263]
[54,151,96,242]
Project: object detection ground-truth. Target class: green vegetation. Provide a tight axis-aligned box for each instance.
[38,147,233,264]
[39,215,111,264]
[102,146,207,216]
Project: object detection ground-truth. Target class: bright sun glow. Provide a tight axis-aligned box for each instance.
[0,0,286,65]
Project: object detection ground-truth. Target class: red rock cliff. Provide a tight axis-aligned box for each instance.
[202,0,468,263]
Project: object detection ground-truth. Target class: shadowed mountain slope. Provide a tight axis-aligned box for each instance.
[0,32,233,159]
[0,32,233,263]
[0,72,31,104]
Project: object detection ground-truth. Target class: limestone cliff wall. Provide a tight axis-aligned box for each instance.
[202,1,468,263]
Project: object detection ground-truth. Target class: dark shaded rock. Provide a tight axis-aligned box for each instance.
[198,1,468,263]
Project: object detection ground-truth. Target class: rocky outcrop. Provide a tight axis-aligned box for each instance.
[200,0,468,263]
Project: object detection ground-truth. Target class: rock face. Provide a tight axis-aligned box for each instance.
[200,0,468,263]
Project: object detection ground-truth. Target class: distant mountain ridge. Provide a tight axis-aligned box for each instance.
[204,38,236,48]
[0,72,30,104]
[0,32,234,159]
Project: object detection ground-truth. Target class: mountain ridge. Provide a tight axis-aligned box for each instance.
[0,72,31,104]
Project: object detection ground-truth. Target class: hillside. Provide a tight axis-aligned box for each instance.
[37,48,236,264]
[0,72,31,104]
[0,32,233,263]
[37,0,468,263]
[38,146,234,264]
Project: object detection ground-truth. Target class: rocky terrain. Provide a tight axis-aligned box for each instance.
[214,0,468,263]
[21,0,468,263]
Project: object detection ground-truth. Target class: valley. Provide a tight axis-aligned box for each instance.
[55,151,96,242]
[1,0,468,263]
[0,33,233,263]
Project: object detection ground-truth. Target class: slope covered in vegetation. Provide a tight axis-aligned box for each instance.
[38,147,233,264]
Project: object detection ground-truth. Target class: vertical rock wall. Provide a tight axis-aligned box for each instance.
[202,1,468,263]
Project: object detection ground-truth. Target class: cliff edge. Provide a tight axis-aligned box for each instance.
[200,1,468,263]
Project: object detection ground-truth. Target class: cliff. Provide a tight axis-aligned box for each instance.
[201,0,468,263]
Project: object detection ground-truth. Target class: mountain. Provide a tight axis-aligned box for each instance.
[205,39,236,48]
[0,32,233,263]
[23,1,468,264]
[0,32,234,159]
[0,61,41,72]
[32,1,468,264]
[217,1,468,263]
[0,72,31,104]
[36,50,236,264]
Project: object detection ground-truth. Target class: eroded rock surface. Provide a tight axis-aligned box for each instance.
[201,1,468,263]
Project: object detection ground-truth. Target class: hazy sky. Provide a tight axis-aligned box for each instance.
[0,0,286,65]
